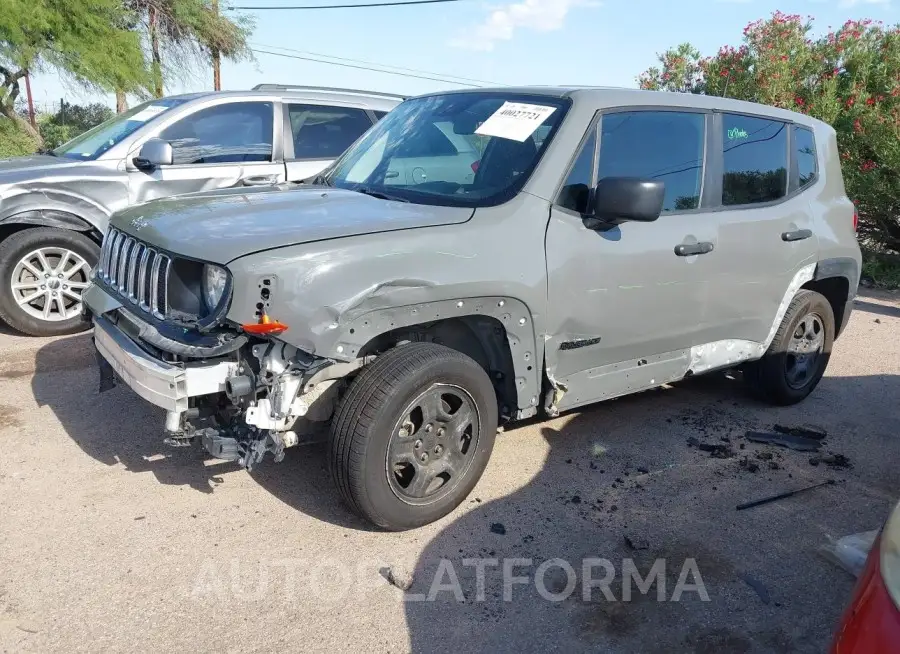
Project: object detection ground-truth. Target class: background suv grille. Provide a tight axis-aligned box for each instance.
[97,228,170,318]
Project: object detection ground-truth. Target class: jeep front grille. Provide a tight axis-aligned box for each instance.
[97,227,170,318]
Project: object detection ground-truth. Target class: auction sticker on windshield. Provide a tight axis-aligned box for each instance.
[475,102,557,142]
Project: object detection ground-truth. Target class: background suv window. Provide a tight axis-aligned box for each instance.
[597,111,705,211]
[288,104,373,160]
[794,126,817,188]
[722,113,787,205]
[161,102,273,165]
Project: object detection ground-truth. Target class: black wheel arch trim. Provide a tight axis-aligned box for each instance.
[330,296,541,418]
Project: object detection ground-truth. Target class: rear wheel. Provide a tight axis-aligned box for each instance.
[329,342,498,531]
[0,227,99,337]
[745,289,834,405]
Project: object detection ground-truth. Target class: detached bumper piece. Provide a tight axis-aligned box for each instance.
[93,314,236,413]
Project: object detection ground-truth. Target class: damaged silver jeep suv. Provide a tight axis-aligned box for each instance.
[83,87,861,530]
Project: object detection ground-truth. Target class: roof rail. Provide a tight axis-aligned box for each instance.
[252,84,406,100]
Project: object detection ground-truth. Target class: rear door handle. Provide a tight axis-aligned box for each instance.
[674,242,714,257]
[241,174,279,187]
[782,229,813,242]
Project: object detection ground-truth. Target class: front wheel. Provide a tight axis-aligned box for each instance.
[329,342,498,531]
[0,227,99,337]
[744,289,834,405]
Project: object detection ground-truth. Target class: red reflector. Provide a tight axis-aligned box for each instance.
[853,208,859,232]
[471,160,480,173]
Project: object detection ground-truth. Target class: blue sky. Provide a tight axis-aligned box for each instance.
[28,0,897,110]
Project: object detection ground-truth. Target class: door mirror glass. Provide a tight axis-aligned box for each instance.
[592,177,664,224]
[133,138,173,170]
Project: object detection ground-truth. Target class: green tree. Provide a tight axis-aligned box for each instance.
[126,0,253,99]
[0,0,148,145]
[38,102,115,149]
[638,12,900,252]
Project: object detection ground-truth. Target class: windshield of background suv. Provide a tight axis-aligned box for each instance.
[325,92,569,207]
[53,98,188,160]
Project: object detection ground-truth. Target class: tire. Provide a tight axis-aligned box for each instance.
[0,227,100,337]
[329,342,498,531]
[745,289,834,406]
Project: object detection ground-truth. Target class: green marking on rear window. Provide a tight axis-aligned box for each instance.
[728,127,748,140]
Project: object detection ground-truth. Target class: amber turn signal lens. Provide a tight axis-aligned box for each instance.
[242,314,288,335]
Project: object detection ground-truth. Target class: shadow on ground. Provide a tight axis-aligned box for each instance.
[401,370,899,654]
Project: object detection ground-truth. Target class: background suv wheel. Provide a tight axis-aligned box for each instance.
[0,227,99,337]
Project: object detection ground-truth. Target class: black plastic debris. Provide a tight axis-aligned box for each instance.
[809,453,852,469]
[745,430,822,452]
[740,574,771,605]
[490,522,506,535]
[736,479,836,511]
[624,534,650,551]
[772,424,827,440]
[687,436,735,458]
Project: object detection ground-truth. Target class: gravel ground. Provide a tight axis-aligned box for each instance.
[0,291,898,653]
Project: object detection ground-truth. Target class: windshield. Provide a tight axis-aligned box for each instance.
[53,98,188,160]
[325,92,569,207]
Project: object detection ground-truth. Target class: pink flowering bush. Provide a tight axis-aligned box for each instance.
[638,12,900,252]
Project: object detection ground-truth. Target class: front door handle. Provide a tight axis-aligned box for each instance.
[782,229,813,242]
[674,242,714,257]
[241,174,279,187]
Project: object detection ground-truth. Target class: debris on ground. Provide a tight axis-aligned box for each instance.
[636,466,649,474]
[379,566,415,591]
[809,453,852,469]
[819,530,879,578]
[745,430,823,452]
[772,424,828,440]
[687,436,735,458]
[490,522,507,535]
[735,479,836,511]
[738,458,760,473]
[739,573,771,605]
[624,534,650,551]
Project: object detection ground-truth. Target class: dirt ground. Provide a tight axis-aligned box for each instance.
[1,291,898,654]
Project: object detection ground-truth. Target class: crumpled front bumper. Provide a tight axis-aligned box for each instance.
[86,283,237,413]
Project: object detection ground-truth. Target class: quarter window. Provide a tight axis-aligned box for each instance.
[795,126,817,188]
[597,111,705,212]
[288,104,374,160]
[160,102,273,165]
[722,114,787,205]
[557,131,595,213]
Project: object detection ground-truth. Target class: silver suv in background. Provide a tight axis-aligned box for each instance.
[0,85,402,336]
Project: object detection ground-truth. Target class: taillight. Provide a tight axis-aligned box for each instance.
[853,208,859,233]
[471,160,480,173]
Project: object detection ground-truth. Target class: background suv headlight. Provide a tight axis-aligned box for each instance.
[202,264,228,311]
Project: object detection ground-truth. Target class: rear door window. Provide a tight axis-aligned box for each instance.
[597,111,706,212]
[721,113,788,205]
[288,104,374,160]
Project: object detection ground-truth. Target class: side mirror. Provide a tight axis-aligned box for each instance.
[133,138,173,170]
[590,177,664,226]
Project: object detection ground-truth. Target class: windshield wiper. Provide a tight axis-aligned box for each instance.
[353,186,409,203]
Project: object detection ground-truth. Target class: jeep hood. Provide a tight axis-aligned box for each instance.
[111,185,475,264]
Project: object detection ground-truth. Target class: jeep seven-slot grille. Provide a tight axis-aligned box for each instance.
[97,227,170,318]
